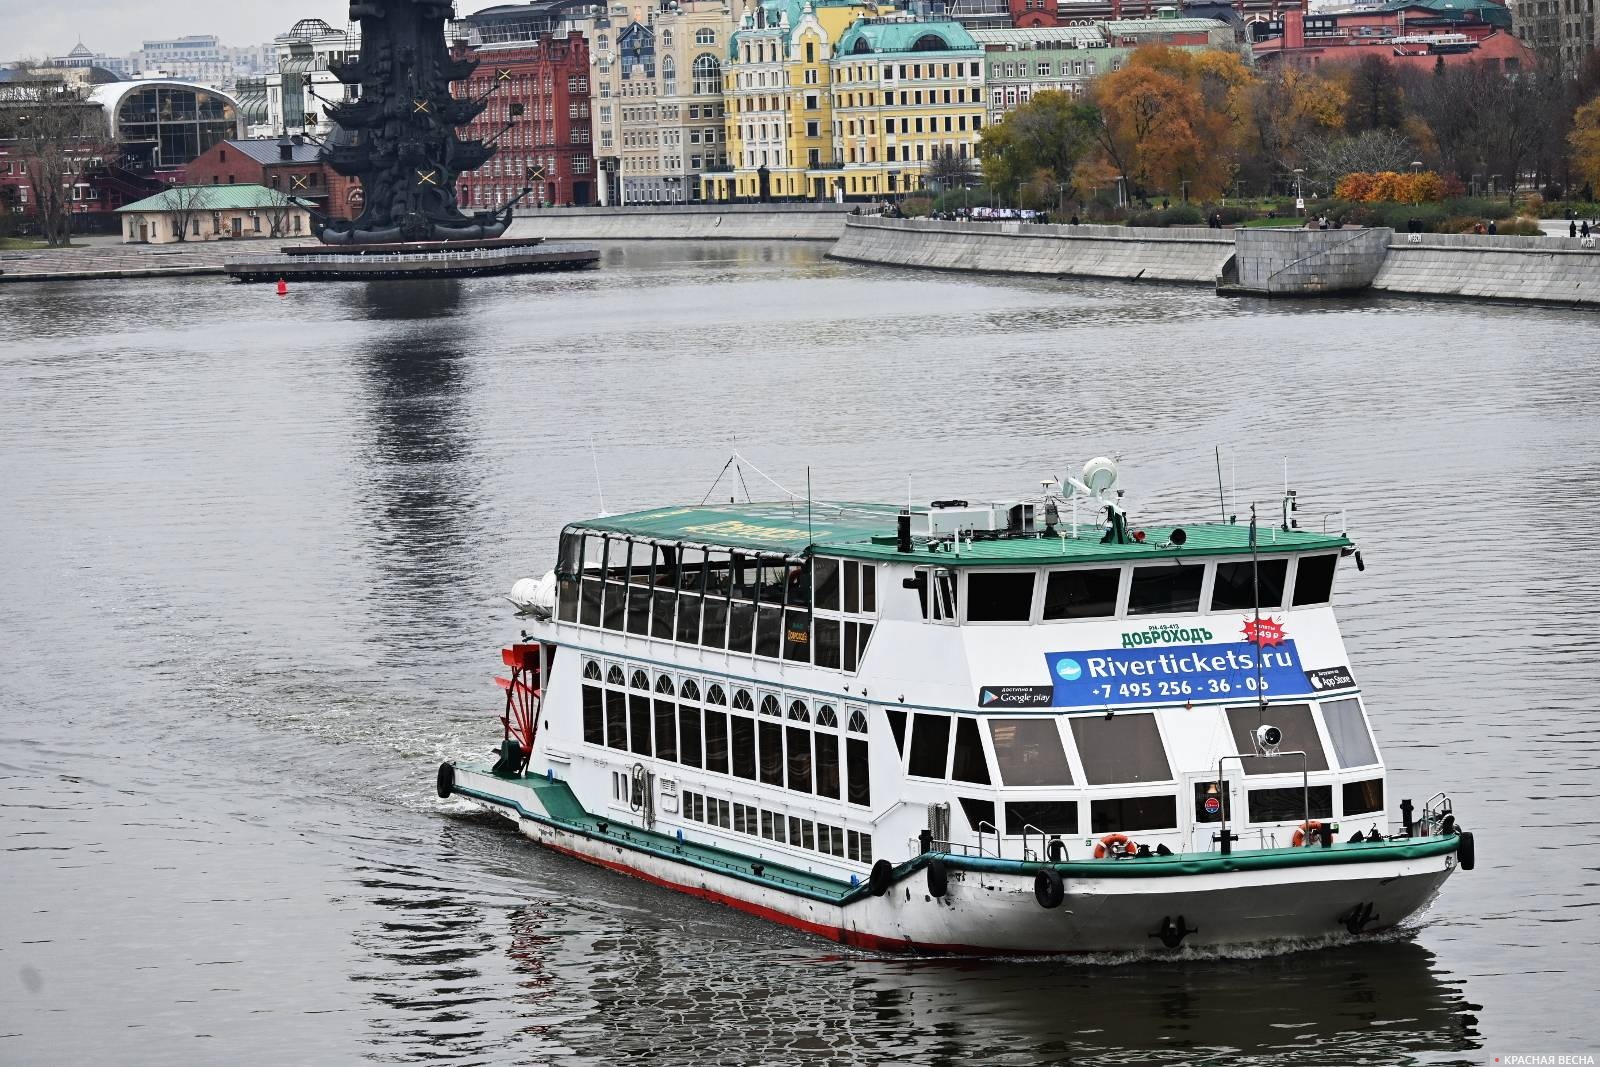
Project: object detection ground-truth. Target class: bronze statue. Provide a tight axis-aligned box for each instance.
[318,0,510,243]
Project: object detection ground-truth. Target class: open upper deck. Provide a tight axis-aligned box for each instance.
[568,500,1352,566]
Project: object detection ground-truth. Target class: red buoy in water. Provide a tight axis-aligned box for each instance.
[276,277,287,296]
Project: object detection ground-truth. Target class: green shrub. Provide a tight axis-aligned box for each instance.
[899,196,934,218]
[1127,204,1204,227]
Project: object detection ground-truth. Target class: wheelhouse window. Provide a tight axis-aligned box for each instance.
[1343,777,1384,816]
[1089,795,1178,832]
[959,796,996,831]
[1320,698,1378,768]
[965,571,1035,622]
[557,529,583,622]
[1292,554,1338,606]
[988,719,1072,786]
[1005,800,1078,835]
[907,713,951,778]
[1210,558,1287,612]
[1042,568,1119,620]
[1225,704,1329,774]
[950,716,991,784]
[1246,785,1332,823]
[1127,564,1203,615]
[1069,713,1171,784]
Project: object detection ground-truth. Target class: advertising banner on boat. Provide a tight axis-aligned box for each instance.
[1044,640,1314,709]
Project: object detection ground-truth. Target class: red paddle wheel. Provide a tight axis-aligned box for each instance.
[495,643,542,774]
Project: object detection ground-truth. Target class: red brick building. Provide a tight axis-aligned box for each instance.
[184,136,361,220]
[450,32,596,209]
[1253,1,1534,70]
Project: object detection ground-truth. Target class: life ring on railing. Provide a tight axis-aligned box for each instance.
[1292,820,1324,847]
[1094,833,1137,859]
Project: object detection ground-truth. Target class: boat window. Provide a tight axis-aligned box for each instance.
[816,704,838,729]
[847,830,873,863]
[1069,713,1172,784]
[582,684,604,744]
[760,809,781,841]
[1292,554,1338,606]
[846,736,870,806]
[907,713,951,778]
[758,719,784,786]
[675,547,705,643]
[730,715,756,779]
[704,709,729,773]
[1210,559,1287,612]
[1127,564,1203,615]
[654,697,678,761]
[1005,800,1078,835]
[780,604,806,662]
[630,669,649,689]
[558,530,582,622]
[1225,704,1329,774]
[1343,777,1384,816]
[605,689,627,749]
[814,557,841,611]
[786,725,812,792]
[706,683,726,705]
[1089,795,1178,833]
[1246,785,1332,823]
[628,692,652,756]
[602,538,627,630]
[785,560,810,608]
[679,705,703,767]
[755,604,783,658]
[886,708,908,755]
[701,549,731,647]
[1042,568,1120,619]
[652,550,677,640]
[965,570,1036,622]
[950,716,991,785]
[787,699,810,722]
[729,552,758,602]
[759,694,781,717]
[655,674,675,695]
[932,569,957,622]
[581,538,604,626]
[728,553,757,650]
[1192,780,1229,823]
[732,688,754,712]
[583,660,602,681]
[819,617,844,668]
[988,718,1074,786]
[958,797,996,831]
[680,679,700,702]
[606,665,626,685]
[815,733,841,798]
[845,560,860,613]
[862,564,876,613]
[1321,698,1378,768]
[847,707,868,734]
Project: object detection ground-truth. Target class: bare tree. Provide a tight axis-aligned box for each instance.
[4,80,101,247]
[924,146,977,194]
[163,186,213,242]
[1302,129,1417,188]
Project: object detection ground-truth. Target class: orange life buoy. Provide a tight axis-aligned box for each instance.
[1094,832,1137,859]
[1292,820,1324,847]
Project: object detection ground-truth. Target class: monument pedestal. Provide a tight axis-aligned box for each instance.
[223,237,598,282]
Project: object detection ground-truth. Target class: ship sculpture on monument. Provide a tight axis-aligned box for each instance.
[224,0,598,280]
[319,0,512,244]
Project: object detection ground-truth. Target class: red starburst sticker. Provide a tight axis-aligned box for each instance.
[1242,617,1287,646]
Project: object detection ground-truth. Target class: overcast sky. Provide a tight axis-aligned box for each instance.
[1,0,503,63]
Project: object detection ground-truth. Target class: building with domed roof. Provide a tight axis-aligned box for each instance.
[253,18,360,138]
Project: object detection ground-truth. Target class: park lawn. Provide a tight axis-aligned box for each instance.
[1241,216,1310,228]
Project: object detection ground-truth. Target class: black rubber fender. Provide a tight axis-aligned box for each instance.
[926,857,948,898]
[1035,867,1065,909]
[1047,837,1066,862]
[436,761,455,799]
[1457,830,1475,871]
[868,859,894,897]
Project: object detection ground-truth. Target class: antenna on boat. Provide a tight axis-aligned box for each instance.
[589,435,608,516]
[1214,446,1227,523]
[807,466,813,547]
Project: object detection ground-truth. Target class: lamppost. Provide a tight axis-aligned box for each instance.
[1179,179,1189,204]
[1411,160,1423,173]
[1293,167,1305,217]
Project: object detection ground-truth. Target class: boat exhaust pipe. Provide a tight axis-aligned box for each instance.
[897,510,912,553]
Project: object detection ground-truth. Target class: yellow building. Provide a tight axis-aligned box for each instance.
[712,0,885,202]
[830,21,985,199]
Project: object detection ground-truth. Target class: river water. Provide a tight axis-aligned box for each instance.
[2,242,1596,1065]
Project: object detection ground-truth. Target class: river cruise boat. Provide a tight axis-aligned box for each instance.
[438,460,1473,953]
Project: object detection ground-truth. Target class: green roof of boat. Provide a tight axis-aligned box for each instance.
[568,502,1352,565]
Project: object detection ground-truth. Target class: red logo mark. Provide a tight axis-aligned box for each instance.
[1242,617,1287,647]
[1204,796,1222,814]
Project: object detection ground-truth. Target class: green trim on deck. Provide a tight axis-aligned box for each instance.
[452,764,1458,906]
[569,501,1351,567]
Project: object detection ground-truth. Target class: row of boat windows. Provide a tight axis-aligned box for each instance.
[955,777,1385,838]
[557,536,878,669]
[680,789,874,864]
[580,661,871,806]
[922,553,1340,624]
[885,698,1379,787]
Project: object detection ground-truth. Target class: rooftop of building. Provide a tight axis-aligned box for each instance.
[835,18,981,56]
[115,183,314,213]
[217,137,322,164]
[569,501,1350,565]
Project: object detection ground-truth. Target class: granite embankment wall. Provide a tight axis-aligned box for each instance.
[1230,227,1394,295]
[1371,232,1600,304]
[826,216,1233,283]
[508,204,853,241]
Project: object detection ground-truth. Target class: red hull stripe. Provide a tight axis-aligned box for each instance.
[538,836,1053,956]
